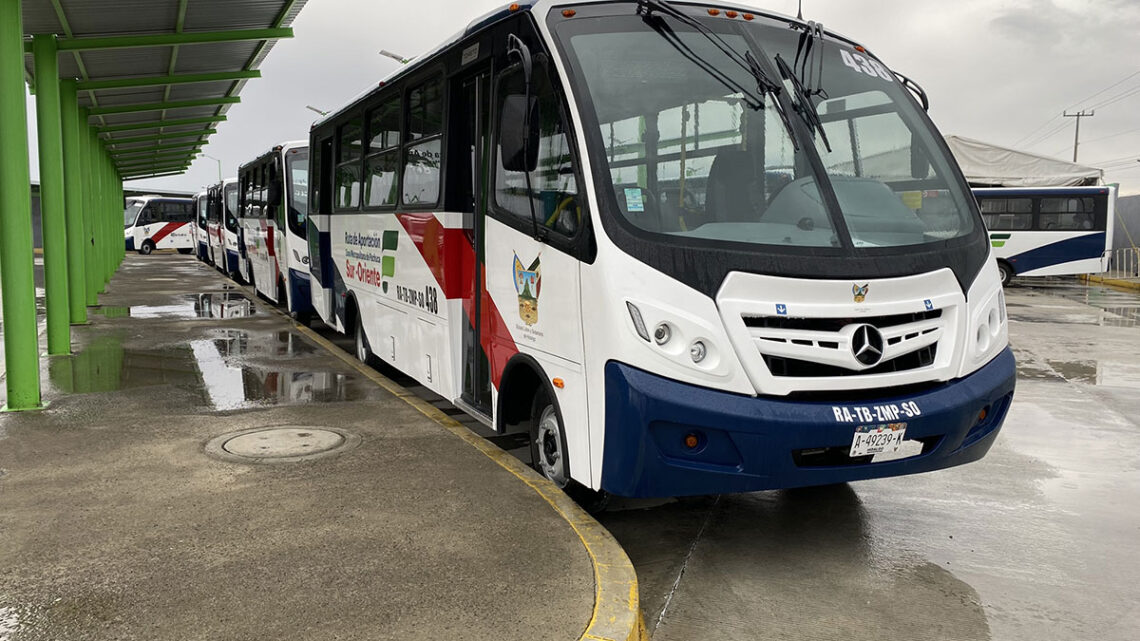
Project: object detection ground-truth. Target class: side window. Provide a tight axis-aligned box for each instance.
[492,60,581,238]
[403,77,444,206]
[365,98,402,208]
[138,204,158,225]
[257,166,267,218]
[980,197,1033,231]
[1039,197,1095,230]
[336,118,363,210]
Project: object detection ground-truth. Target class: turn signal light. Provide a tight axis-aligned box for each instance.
[552,377,565,389]
[978,407,988,423]
[508,3,520,12]
[684,433,700,449]
[562,9,576,17]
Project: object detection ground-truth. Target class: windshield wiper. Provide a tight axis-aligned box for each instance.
[775,53,832,152]
[634,0,798,145]
[791,21,827,99]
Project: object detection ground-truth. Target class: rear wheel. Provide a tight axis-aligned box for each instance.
[139,240,155,255]
[177,247,193,255]
[998,262,1014,287]
[354,314,377,367]
[528,390,610,512]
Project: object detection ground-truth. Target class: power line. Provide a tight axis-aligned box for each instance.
[1021,120,1073,149]
[1011,69,1140,147]
[1080,125,1140,146]
[1086,84,1140,111]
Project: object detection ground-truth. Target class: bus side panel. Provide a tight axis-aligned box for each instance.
[152,222,193,250]
[1001,231,1108,276]
[309,216,335,326]
[482,217,590,486]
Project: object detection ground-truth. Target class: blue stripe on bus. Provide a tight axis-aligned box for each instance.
[1007,232,1106,275]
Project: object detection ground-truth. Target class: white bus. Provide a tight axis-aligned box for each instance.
[209,178,243,280]
[238,142,313,320]
[974,186,1116,286]
[124,195,195,255]
[193,189,210,263]
[308,0,1015,500]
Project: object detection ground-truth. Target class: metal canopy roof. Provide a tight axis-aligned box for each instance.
[22,0,307,180]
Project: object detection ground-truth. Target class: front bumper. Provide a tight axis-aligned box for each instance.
[601,347,1016,498]
[125,237,135,252]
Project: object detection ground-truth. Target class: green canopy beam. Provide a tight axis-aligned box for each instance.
[104,129,216,146]
[76,70,261,91]
[87,96,239,116]
[111,141,205,157]
[24,28,294,53]
[122,169,191,180]
[116,156,197,169]
[97,115,225,133]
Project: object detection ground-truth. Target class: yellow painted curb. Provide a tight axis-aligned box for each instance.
[239,277,646,641]
[1083,274,1140,292]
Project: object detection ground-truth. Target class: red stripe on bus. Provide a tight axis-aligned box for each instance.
[149,222,185,245]
[397,213,518,388]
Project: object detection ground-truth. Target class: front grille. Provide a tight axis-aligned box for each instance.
[763,344,937,378]
[744,309,941,332]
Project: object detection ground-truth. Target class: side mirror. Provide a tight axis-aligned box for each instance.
[500,94,540,173]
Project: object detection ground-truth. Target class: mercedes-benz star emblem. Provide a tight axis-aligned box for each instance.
[851,324,884,366]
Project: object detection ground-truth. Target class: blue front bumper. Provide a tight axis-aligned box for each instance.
[125,237,135,252]
[601,347,1016,498]
[288,268,313,315]
[225,249,240,274]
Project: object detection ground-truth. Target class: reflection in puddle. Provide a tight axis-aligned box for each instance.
[94,293,256,320]
[49,330,381,408]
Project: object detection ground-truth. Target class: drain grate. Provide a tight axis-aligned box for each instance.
[206,426,360,464]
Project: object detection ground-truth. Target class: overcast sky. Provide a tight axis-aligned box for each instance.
[22,0,1140,195]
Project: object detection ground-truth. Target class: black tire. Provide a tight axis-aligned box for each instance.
[139,240,154,255]
[177,248,193,255]
[998,262,1014,287]
[354,314,378,368]
[528,390,610,513]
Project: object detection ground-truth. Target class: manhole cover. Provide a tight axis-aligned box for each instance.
[206,426,360,464]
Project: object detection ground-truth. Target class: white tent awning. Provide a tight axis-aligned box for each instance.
[945,135,1103,188]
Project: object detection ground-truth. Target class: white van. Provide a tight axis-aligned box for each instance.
[124,195,195,255]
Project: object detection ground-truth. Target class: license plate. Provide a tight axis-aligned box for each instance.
[849,422,907,457]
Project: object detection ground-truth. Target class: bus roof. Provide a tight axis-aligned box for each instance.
[312,0,870,130]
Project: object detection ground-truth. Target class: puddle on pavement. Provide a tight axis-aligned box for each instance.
[1015,357,1140,388]
[93,293,256,320]
[48,330,383,409]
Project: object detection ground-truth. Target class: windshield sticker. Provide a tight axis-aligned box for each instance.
[833,402,922,424]
[900,191,923,210]
[776,303,788,316]
[924,299,934,311]
[840,50,893,81]
[624,187,645,213]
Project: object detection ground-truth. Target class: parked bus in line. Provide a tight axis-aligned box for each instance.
[193,189,211,263]
[207,178,242,280]
[308,0,1015,501]
[974,186,1116,286]
[238,141,313,320]
[123,195,195,255]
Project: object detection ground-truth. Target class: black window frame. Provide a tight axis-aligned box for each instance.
[334,116,365,212]
[401,71,447,210]
[363,95,404,212]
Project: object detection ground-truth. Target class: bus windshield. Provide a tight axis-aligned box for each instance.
[124,201,144,228]
[287,150,309,238]
[554,11,977,255]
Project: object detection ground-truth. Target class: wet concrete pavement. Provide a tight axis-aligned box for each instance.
[0,255,595,640]
[593,278,1140,640]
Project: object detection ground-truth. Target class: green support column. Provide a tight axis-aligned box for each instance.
[33,35,71,355]
[79,109,98,306]
[60,80,88,324]
[0,0,43,410]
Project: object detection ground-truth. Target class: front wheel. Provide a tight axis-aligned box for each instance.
[998,262,1014,287]
[528,391,610,512]
[139,240,154,255]
[354,314,377,367]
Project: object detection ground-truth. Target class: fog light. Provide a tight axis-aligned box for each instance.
[654,323,672,345]
[690,341,707,363]
[978,406,989,423]
[684,433,700,449]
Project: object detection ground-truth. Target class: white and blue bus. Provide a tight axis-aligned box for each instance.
[239,142,313,320]
[205,178,242,278]
[308,0,1015,500]
[974,186,1116,286]
[193,189,210,263]
[124,195,195,255]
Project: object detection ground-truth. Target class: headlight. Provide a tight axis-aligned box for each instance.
[962,286,1008,375]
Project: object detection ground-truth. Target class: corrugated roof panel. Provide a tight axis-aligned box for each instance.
[80,48,173,78]
[167,80,238,101]
[19,1,64,36]
[183,0,290,31]
[88,88,167,106]
[55,0,180,37]
[173,41,261,74]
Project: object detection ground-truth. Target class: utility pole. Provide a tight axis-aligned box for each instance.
[1064,110,1095,162]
